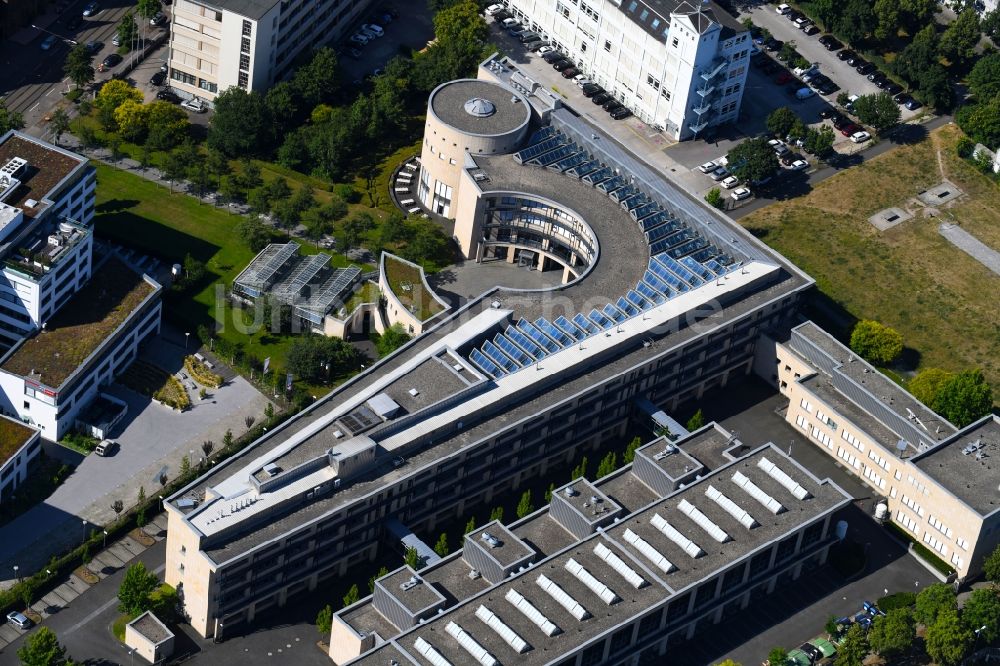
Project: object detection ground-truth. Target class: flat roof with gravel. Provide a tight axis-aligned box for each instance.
[429,79,530,136]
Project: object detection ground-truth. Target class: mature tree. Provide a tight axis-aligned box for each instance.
[17,627,72,666]
[0,100,24,134]
[404,224,450,266]
[161,149,188,192]
[834,0,876,45]
[113,99,149,142]
[266,177,292,203]
[968,54,1000,101]
[809,0,837,28]
[934,369,994,427]
[984,543,1000,584]
[433,532,449,556]
[342,212,375,253]
[265,81,298,133]
[96,79,143,113]
[433,0,488,51]
[376,324,411,357]
[849,320,903,365]
[291,47,339,108]
[623,436,642,464]
[686,409,705,431]
[726,137,779,185]
[237,216,271,252]
[342,583,360,608]
[900,0,938,29]
[571,456,588,480]
[984,8,1000,42]
[909,368,954,407]
[63,44,95,90]
[286,335,358,383]
[464,516,476,534]
[137,0,161,19]
[248,188,272,217]
[926,609,972,666]
[834,623,869,666]
[596,451,618,478]
[50,109,70,146]
[803,125,835,155]
[207,87,273,158]
[869,608,915,658]
[146,101,190,151]
[116,11,138,50]
[516,490,534,518]
[940,8,981,63]
[489,506,504,522]
[956,96,1000,147]
[368,566,389,593]
[853,93,901,131]
[716,661,742,666]
[118,562,159,615]
[873,0,900,40]
[316,604,333,636]
[962,588,1000,642]
[915,582,958,626]
[766,647,788,666]
[404,545,420,569]
[894,23,939,85]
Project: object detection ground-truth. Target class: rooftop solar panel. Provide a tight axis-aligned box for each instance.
[517,319,561,352]
[482,340,521,373]
[235,243,298,290]
[656,254,704,287]
[494,334,533,366]
[505,326,546,360]
[582,167,614,185]
[616,296,639,317]
[564,160,602,179]
[680,256,715,281]
[572,313,601,335]
[514,137,565,164]
[643,270,676,297]
[551,152,590,173]
[639,211,671,232]
[271,253,331,300]
[554,315,587,341]
[664,237,708,259]
[470,348,506,379]
[636,281,666,304]
[630,203,660,220]
[602,303,627,323]
[609,184,638,203]
[587,309,614,330]
[625,289,650,310]
[535,317,574,346]
[596,176,627,194]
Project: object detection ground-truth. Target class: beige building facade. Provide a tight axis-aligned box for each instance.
[764,321,1000,580]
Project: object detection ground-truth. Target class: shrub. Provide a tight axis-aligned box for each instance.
[956,136,975,158]
[878,591,916,612]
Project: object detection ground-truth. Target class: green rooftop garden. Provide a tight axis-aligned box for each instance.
[383,254,446,322]
[0,417,35,466]
[1,257,155,388]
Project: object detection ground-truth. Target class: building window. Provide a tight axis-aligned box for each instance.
[242,19,253,36]
[238,71,249,89]
[651,18,660,29]
[627,0,637,10]
[22,401,29,410]
[241,37,251,54]
[604,40,612,52]
[647,74,660,90]
[639,8,648,20]
[199,79,218,93]
[671,37,679,47]
[661,88,671,101]
[240,53,250,70]
[580,41,588,52]
[170,69,197,86]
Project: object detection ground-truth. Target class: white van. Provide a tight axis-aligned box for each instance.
[502,17,519,28]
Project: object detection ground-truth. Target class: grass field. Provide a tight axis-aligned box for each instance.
[740,125,1000,398]
[93,164,380,372]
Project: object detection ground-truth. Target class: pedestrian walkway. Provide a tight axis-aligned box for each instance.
[0,513,168,652]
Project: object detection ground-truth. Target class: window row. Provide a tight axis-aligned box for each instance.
[901,494,924,518]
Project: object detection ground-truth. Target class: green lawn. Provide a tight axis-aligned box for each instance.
[739,125,1000,400]
[93,165,356,373]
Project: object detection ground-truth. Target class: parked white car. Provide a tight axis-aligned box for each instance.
[710,167,730,181]
[485,3,504,15]
[181,97,206,113]
[350,33,369,45]
[775,3,791,14]
[361,23,384,37]
[731,187,752,201]
[721,175,740,189]
[850,130,871,143]
[768,139,789,156]
[538,45,555,54]
[789,159,809,171]
[698,160,717,174]
[573,74,590,87]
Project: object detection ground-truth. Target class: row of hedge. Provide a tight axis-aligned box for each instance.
[0,406,293,618]
[885,522,956,577]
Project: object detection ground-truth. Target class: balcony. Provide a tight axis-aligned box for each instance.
[696,83,717,98]
[692,100,712,115]
[689,117,710,134]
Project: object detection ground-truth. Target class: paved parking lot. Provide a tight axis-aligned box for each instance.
[337,0,435,82]
[0,331,270,586]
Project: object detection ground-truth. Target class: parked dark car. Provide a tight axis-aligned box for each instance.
[157,90,181,103]
[802,24,819,35]
[837,49,856,61]
[592,91,611,105]
[519,32,541,43]
[560,67,578,78]
[893,92,912,105]
[552,58,574,71]
[764,38,783,52]
[885,83,903,95]
[150,70,166,86]
[855,62,875,75]
[819,35,842,50]
[528,40,548,51]
[610,107,632,120]
[542,50,563,63]
[818,108,836,119]
[787,10,803,21]
[100,53,122,70]
[84,40,103,54]
[816,80,838,95]
[840,123,861,137]
[905,98,923,110]
[582,84,603,97]
[602,98,622,112]
[832,115,851,130]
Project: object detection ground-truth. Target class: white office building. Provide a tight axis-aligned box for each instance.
[503,0,751,139]
[167,0,375,103]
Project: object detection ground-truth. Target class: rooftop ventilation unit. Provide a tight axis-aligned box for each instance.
[651,513,704,558]
[653,445,677,461]
[475,605,531,654]
[505,589,561,637]
[536,574,590,621]
[0,157,27,182]
[758,457,812,500]
[731,471,785,514]
[413,637,453,666]
[564,486,578,497]
[445,621,499,666]
[480,531,502,548]
[565,558,620,605]
[678,499,731,543]
[706,485,758,529]
[622,528,676,573]
[399,576,421,591]
[593,542,648,589]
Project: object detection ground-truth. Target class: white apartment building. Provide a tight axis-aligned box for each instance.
[167,0,374,103]
[504,0,751,139]
[0,132,95,349]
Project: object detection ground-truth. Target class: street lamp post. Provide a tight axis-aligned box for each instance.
[12,565,18,583]
[122,645,136,666]
[185,332,190,351]
[30,24,77,45]
[103,529,108,549]
[82,519,87,545]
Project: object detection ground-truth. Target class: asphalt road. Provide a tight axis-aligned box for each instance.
[0,0,169,134]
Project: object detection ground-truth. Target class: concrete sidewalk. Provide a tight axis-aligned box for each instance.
[0,512,168,653]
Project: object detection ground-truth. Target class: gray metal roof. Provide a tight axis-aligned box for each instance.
[429,80,531,136]
[620,0,745,42]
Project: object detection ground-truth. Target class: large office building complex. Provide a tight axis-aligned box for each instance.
[163,59,813,640]
[331,432,850,666]
[766,322,1000,580]
[166,0,372,103]
[500,0,750,139]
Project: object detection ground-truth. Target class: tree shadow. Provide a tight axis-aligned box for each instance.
[886,123,929,146]
[95,198,141,214]
[803,289,858,340]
